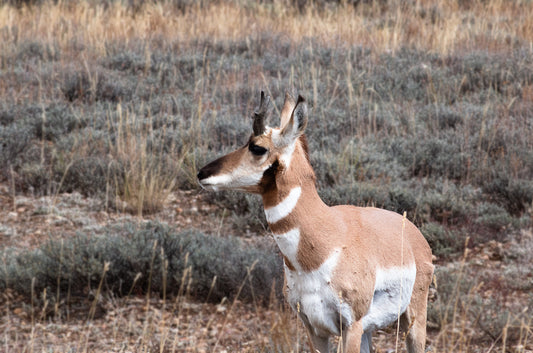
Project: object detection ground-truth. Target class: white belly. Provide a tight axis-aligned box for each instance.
[362,265,417,331]
[273,226,416,336]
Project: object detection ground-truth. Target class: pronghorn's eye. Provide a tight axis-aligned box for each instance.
[249,143,267,156]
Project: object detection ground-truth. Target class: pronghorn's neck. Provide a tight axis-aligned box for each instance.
[261,135,316,205]
[263,178,327,228]
[261,136,333,271]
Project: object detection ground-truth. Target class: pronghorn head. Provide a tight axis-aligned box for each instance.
[197,91,309,194]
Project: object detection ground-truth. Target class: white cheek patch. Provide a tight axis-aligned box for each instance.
[264,186,301,223]
[233,169,265,188]
[362,264,417,332]
[285,249,353,337]
[200,167,264,191]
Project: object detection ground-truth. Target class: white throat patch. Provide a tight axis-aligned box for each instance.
[273,228,300,269]
[264,186,301,223]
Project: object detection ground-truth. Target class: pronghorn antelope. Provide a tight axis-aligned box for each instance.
[197,92,434,353]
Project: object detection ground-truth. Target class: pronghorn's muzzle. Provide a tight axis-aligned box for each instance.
[197,157,223,189]
[196,167,210,183]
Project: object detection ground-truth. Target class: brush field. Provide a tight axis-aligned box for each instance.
[0,0,532,352]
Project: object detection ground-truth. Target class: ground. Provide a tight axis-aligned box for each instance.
[1,184,531,352]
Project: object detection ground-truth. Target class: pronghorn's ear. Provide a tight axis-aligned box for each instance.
[280,92,296,129]
[279,95,307,145]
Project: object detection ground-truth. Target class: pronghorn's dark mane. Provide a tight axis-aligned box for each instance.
[296,134,316,185]
[299,134,310,163]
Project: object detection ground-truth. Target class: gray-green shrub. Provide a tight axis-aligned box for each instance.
[0,222,283,306]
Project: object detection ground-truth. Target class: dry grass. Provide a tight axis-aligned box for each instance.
[1,0,532,352]
[1,0,532,59]
[2,241,531,352]
[0,186,532,352]
[1,287,300,353]
[107,103,184,215]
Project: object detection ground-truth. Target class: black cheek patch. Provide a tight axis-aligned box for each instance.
[259,160,279,189]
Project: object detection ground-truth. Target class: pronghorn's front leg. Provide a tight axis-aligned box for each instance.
[341,321,364,353]
[297,310,330,352]
[361,331,375,353]
[307,332,329,353]
[361,331,374,353]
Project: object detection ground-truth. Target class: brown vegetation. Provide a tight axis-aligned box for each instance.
[0,0,532,352]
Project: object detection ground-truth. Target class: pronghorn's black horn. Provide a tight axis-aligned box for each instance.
[253,91,270,136]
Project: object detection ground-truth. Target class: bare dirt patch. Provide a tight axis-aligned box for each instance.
[0,184,241,251]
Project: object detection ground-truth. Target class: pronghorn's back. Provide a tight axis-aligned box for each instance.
[198,92,434,353]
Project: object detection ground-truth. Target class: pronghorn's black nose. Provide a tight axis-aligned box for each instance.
[197,169,208,181]
[197,157,224,181]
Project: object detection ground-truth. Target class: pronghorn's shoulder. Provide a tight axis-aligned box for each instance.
[330,205,421,243]
[335,205,433,263]
[333,205,412,229]
[329,205,403,224]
